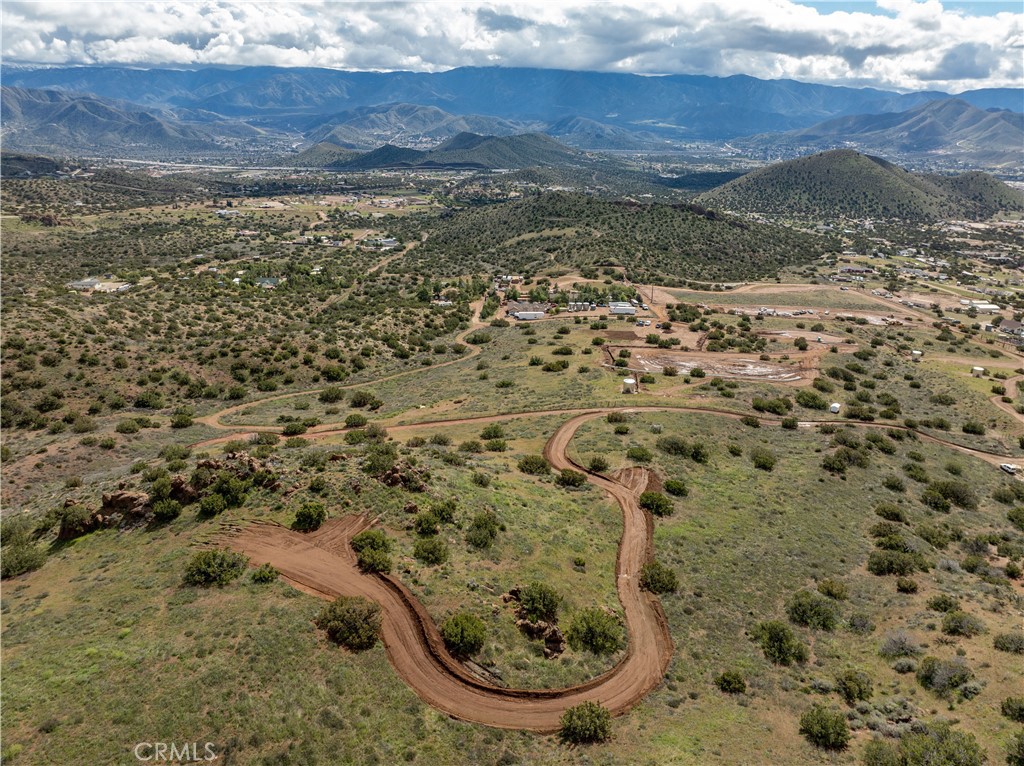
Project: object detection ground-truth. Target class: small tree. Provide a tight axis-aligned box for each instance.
[559,701,612,744]
[798,704,850,750]
[315,596,381,651]
[566,608,623,655]
[588,455,610,472]
[441,612,486,657]
[520,581,561,622]
[293,501,327,532]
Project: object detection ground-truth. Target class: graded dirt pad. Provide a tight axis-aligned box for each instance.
[220,412,674,732]
[623,348,809,382]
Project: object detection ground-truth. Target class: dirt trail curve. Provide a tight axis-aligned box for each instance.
[220,411,675,732]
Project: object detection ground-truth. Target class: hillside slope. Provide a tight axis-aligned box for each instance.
[395,191,828,282]
[696,150,1024,220]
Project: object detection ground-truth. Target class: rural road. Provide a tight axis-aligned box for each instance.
[221,411,675,732]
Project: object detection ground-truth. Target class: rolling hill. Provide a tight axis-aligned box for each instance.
[740,99,1024,169]
[696,150,1024,220]
[394,190,828,282]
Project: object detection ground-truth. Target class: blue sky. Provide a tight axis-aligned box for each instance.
[797,1,1020,14]
[2,1,1021,92]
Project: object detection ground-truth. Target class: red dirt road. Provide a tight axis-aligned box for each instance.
[221,412,674,732]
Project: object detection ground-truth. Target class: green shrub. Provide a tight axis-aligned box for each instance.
[588,456,610,472]
[835,669,873,705]
[638,491,673,517]
[251,563,279,583]
[715,670,746,694]
[0,519,46,578]
[626,446,653,463]
[798,704,850,750]
[152,499,182,522]
[441,612,486,657]
[182,550,248,586]
[413,536,448,566]
[817,578,848,601]
[896,577,918,594]
[351,529,392,573]
[916,656,973,695]
[993,631,1024,654]
[664,479,688,497]
[318,387,345,403]
[639,560,678,594]
[752,620,808,665]
[198,493,227,517]
[927,594,959,613]
[1003,696,1024,723]
[116,419,141,434]
[875,503,908,523]
[941,611,984,637]
[559,701,611,743]
[556,468,587,488]
[517,454,551,475]
[520,581,561,622]
[867,550,926,576]
[414,512,440,536]
[465,511,500,550]
[787,590,841,631]
[566,608,623,655]
[857,721,984,763]
[749,447,777,471]
[293,502,327,532]
[315,596,380,651]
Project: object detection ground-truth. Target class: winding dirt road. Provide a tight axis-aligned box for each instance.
[221,411,674,732]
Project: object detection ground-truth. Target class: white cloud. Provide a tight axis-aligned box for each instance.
[1,0,1020,92]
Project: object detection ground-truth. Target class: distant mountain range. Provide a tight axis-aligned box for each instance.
[0,66,1020,169]
[739,99,1024,169]
[4,65,1021,141]
[695,149,1024,220]
[0,86,264,156]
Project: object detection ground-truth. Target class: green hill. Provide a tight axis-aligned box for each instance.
[696,150,1024,220]
[330,132,586,171]
[395,191,828,282]
[280,141,361,167]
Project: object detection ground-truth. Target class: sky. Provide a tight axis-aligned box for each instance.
[1,1,1021,94]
